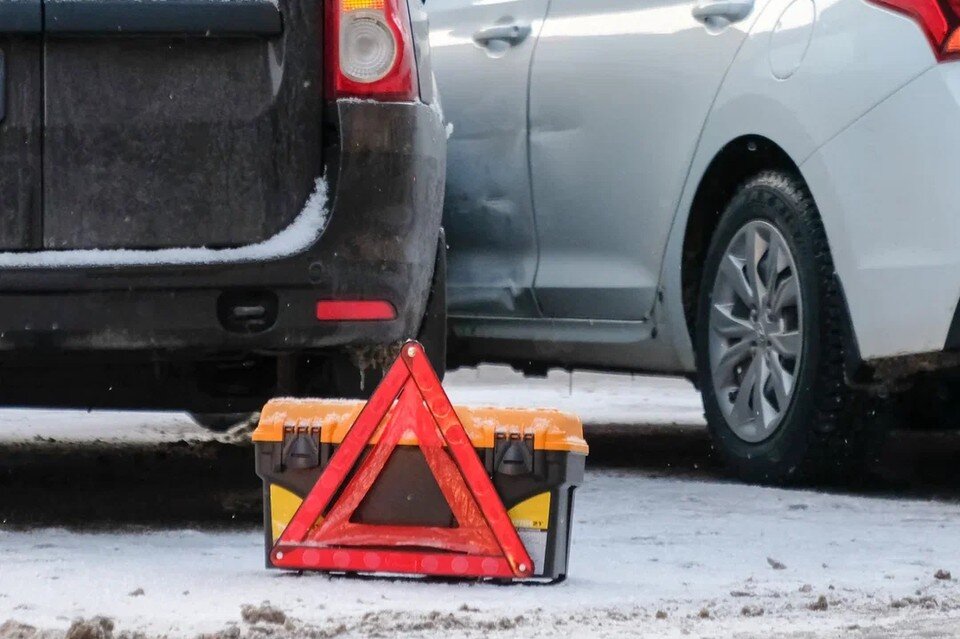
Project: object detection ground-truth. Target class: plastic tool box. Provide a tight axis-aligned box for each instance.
[253,400,588,581]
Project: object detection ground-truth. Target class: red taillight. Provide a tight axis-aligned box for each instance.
[325,0,418,100]
[316,300,397,321]
[870,0,960,60]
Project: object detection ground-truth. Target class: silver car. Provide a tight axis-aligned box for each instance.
[430,0,960,484]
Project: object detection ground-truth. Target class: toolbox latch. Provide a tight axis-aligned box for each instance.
[494,432,535,476]
[282,426,321,470]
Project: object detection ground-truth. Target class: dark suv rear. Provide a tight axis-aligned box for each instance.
[0,0,445,412]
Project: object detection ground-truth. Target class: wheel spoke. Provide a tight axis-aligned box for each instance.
[711,304,753,339]
[763,234,784,291]
[729,353,761,427]
[746,226,767,307]
[719,253,754,307]
[770,330,800,358]
[767,351,793,409]
[770,274,799,314]
[753,354,771,430]
[713,338,754,385]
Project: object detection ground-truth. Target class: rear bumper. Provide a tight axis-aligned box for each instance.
[0,99,446,355]
[801,62,960,360]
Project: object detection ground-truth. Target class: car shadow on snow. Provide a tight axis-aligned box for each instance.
[0,423,959,529]
[586,422,960,501]
[0,437,262,530]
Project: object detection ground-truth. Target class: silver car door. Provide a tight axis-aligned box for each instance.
[529,0,755,320]
[430,0,550,318]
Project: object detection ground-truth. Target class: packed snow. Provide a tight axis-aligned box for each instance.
[4,470,960,638]
[1,367,959,638]
[0,367,704,444]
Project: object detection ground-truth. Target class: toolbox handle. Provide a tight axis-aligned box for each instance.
[494,432,535,476]
[282,427,321,470]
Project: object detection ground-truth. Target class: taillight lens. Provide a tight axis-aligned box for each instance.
[326,0,418,100]
[870,0,960,60]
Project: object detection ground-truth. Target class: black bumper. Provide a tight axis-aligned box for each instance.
[0,99,444,411]
[0,99,446,355]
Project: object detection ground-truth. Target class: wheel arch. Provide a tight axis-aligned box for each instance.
[680,135,804,340]
[653,128,833,375]
[655,132,864,382]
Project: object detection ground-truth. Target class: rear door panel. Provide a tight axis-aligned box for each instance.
[529,0,752,320]
[42,0,323,250]
[430,0,549,318]
[0,3,42,249]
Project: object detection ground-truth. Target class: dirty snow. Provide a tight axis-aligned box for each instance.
[0,177,327,269]
[2,367,960,638]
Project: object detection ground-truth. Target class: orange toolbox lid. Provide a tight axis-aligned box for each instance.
[253,398,588,455]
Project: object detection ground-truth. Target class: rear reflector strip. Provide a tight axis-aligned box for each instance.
[316,300,396,321]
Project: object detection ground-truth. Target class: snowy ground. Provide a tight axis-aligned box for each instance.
[2,367,960,638]
[0,367,705,445]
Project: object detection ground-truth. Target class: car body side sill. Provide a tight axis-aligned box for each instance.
[448,315,693,374]
[450,315,653,345]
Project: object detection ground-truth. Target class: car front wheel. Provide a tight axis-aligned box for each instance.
[695,171,881,485]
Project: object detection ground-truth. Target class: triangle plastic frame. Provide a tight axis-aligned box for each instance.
[271,341,534,579]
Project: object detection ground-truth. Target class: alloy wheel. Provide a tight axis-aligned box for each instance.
[708,219,804,443]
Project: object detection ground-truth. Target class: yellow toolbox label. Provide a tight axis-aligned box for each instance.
[508,492,551,531]
[270,484,304,543]
[270,485,552,539]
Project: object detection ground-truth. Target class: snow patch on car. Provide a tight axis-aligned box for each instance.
[0,177,328,268]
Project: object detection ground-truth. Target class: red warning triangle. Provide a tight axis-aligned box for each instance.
[271,341,534,579]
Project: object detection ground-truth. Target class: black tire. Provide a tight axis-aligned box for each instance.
[190,412,256,432]
[695,171,882,485]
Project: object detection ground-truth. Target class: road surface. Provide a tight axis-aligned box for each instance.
[1,367,959,638]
